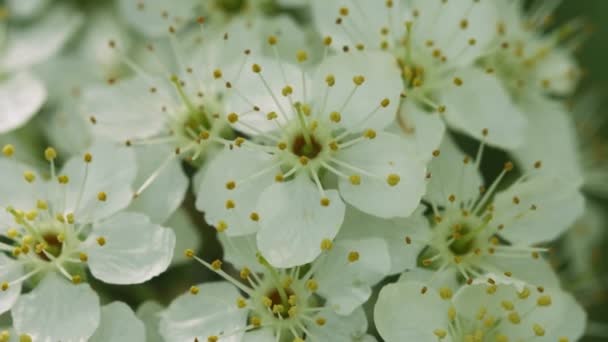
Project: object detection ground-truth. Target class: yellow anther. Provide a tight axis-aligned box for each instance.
[433,329,447,339]
[380,98,390,107]
[250,316,261,327]
[296,50,308,63]
[320,239,333,251]
[252,64,262,73]
[299,156,309,166]
[225,200,235,209]
[19,334,32,342]
[66,213,75,224]
[353,75,365,85]
[213,69,223,79]
[268,35,278,45]
[288,294,297,306]
[6,228,18,239]
[508,311,521,324]
[79,252,88,262]
[226,181,236,190]
[185,249,195,258]
[347,251,360,262]
[282,85,293,96]
[323,36,333,46]
[272,304,284,314]
[329,111,341,122]
[486,285,497,294]
[386,174,400,186]
[316,317,326,326]
[216,221,228,232]
[267,112,278,120]
[320,197,330,207]
[22,235,33,245]
[496,334,508,342]
[56,233,65,243]
[190,286,200,295]
[363,129,377,139]
[36,200,48,210]
[439,287,453,300]
[227,112,239,123]
[0,331,10,342]
[57,175,69,184]
[44,147,57,161]
[249,212,260,221]
[1,282,9,291]
[453,77,463,86]
[240,267,251,279]
[97,192,107,201]
[349,175,361,185]
[199,131,210,140]
[72,275,82,284]
[211,259,222,270]
[325,74,335,87]
[55,213,65,223]
[208,336,218,342]
[537,295,552,306]
[306,279,318,292]
[533,324,545,336]
[84,153,93,163]
[518,287,530,299]
[274,173,284,182]
[2,144,15,157]
[501,300,514,311]
[96,237,106,246]
[262,296,273,307]
[237,297,247,308]
[23,171,36,183]
[234,138,245,147]
[558,338,569,342]
[12,247,21,257]
[339,7,349,16]
[329,141,339,151]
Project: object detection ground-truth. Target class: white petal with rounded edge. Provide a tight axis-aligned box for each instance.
[86,212,175,284]
[0,158,45,210]
[0,72,46,134]
[337,132,426,218]
[425,135,483,207]
[339,206,430,274]
[165,209,201,265]
[257,174,345,268]
[60,141,136,223]
[440,67,527,149]
[483,255,560,288]
[308,307,371,342]
[196,146,278,236]
[84,76,171,141]
[513,98,583,186]
[312,51,402,131]
[12,273,100,341]
[90,302,145,342]
[159,282,247,342]
[316,237,390,315]
[493,175,584,245]
[128,144,188,223]
[0,254,22,315]
[117,0,198,37]
[392,101,446,163]
[218,234,264,274]
[136,301,164,342]
[1,5,82,70]
[374,281,450,342]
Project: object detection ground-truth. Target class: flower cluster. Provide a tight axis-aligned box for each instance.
[0,0,604,341]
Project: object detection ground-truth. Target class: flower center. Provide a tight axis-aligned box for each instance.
[216,0,247,14]
[36,233,63,261]
[266,287,296,318]
[448,224,476,256]
[291,134,322,159]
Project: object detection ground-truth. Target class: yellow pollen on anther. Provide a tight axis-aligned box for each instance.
[227,112,239,123]
[518,287,531,299]
[320,197,330,207]
[501,300,514,311]
[439,287,453,300]
[315,317,326,326]
[240,267,251,279]
[57,175,69,184]
[250,316,262,327]
[225,200,235,209]
[216,221,228,232]
[267,35,278,45]
[325,74,335,86]
[249,212,260,221]
[386,174,400,186]
[36,200,48,210]
[320,239,333,251]
[349,175,361,185]
[190,286,200,295]
[330,111,341,122]
[364,129,376,139]
[281,86,293,96]
[347,251,360,262]
[213,69,223,79]
[19,334,32,342]
[433,329,447,339]
[2,144,15,157]
[79,252,88,262]
[252,64,262,73]
[185,249,195,258]
[508,311,521,324]
[533,324,545,336]
[381,98,390,107]
[97,192,107,201]
[1,282,9,291]
[84,153,92,163]
[306,279,318,292]
[207,336,218,342]
[44,147,57,161]
[6,228,18,239]
[353,75,365,85]
[299,156,309,165]
[211,259,222,270]
[296,50,308,63]
[72,275,82,284]
[237,297,247,308]
[23,171,35,183]
[96,237,106,246]
[537,295,552,306]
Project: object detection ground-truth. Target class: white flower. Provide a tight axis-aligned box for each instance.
[160,234,390,342]
[0,142,175,341]
[383,135,584,285]
[0,5,82,134]
[310,0,527,150]
[196,50,426,267]
[375,279,587,342]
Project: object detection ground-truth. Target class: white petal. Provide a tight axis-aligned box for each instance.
[312,51,402,131]
[78,10,132,71]
[6,0,49,18]
[128,144,188,223]
[391,101,446,163]
[60,141,137,222]
[374,281,450,342]
[117,0,198,37]
[0,158,45,210]
[535,48,579,96]
[196,146,278,236]
[308,307,371,342]
[90,302,145,342]
[12,273,100,341]
[1,5,83,70]
[136,301,164,342]
[218,234,264,274]
[0,254,22,315]
[398,268,461,293]
[483,255,560,288]
[223,56,304,135]
[493,175,585,245]
[84,76,170,141]
[256,174,345,267]
[86,212,175,284]
[166,209,202,266]
[425,135,483,207]
[339,206,430,275]
[316,237,390,315]
[440,67,527,149]
[159,282,247,342]
[512,99,583,186]
[337,132,426,218]
[0,72,46,134]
